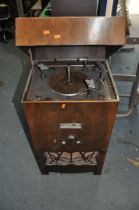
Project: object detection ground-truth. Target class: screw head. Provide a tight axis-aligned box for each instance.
[76,140,81,145]
[61,141,66,145]
[68,135,75,140]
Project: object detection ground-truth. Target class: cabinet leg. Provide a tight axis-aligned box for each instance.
[94,151,107,175]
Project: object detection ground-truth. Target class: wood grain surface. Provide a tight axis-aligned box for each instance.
[23,102,118,152]
[16,17,126,46]
[23,101,118,174]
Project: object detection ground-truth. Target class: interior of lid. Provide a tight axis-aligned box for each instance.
[16,17,126,47]
[31,46,106,61]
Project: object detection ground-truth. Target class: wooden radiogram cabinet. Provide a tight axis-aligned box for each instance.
[16,17,125,174]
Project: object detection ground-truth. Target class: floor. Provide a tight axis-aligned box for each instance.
[0,17,139,210]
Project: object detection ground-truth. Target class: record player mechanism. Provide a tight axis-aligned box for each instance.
[27,59,114,101]
[40,61,106,97]
[48,69,88,96]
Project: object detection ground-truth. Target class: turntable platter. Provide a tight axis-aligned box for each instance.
[48,70,88,96]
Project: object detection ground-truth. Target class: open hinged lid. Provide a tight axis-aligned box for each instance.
[16,17,125,60]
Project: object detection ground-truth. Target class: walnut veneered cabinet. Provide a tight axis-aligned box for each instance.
[16,17,125,174]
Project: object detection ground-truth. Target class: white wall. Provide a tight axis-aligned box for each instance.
[128,0,139,14]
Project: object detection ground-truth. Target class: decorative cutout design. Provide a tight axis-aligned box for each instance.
[43,151,99,166]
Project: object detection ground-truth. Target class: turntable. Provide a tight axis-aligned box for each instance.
[27,59,113,101]
[48,68,88,97]
[16,16,125,174]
